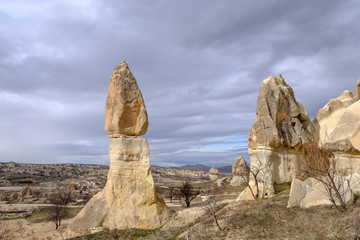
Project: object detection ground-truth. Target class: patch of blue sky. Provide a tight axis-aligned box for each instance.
[190,135,248,153]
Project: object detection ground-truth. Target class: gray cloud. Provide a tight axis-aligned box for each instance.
[0,1,359,167]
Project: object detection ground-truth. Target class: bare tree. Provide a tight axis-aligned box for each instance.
[299,143,351,212]
[241,160,272,200]
[202,187,224,230]
[47,187,73,229]
[180,181,200,208]
[167,187,176,203]
[174,189,182,204]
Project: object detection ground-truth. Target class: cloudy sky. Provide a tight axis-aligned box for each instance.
[0,0,359,167]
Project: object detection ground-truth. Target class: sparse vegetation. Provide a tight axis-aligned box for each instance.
[68,228,158,240]
[2,162,360,239]
[47,187,74,229]
[180,181,200,207]
[202,187,224,230]
[300,142,351,212]
[241,160,272,200]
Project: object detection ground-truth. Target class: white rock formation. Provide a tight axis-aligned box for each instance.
[244,75,316,196]
[287,177,354,209]
[209,166,220,181]
[69,62,171,235]
[230,156,249,186]
[104,61,148,137]
[287,178,312,208]
[313,80,360,174]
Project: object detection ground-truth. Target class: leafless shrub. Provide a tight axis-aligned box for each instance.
[299,142,351,212]
[180,181,200,207]
[47,187,73,229]
[167,187,176,203]
[202,187,224,230]
[241,160,272,200]
[174,189,182,204]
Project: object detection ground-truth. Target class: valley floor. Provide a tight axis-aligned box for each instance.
[2,190,359,240]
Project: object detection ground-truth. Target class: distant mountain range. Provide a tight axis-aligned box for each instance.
[152,164,232,174]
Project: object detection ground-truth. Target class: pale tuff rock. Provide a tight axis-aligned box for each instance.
[347,174,360,195]
[313,87,360,153]
[287,177,354,209]
[230,156,250,186]
[236,184,272,201]
[209,166,220,181]
[69,63,171,235]
[151,167,208,179]
[70,137,170,234]
[105,61,148,137]
[243,75,316,198]
[21,185,32,197]
[313,80,360,175]
[248,75,316,149]
[354,78,360,101]
[232,156,250,176]
[287,178,312,208]
[216,177,231,187]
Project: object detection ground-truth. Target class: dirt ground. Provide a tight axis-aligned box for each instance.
[0,218,72,240]
[2,190,360,240]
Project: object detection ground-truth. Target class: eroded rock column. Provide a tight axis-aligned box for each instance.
[230,156,249,186]
[239,75,317,199]
[69,62,171,235]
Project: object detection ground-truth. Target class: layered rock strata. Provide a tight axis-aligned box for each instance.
[69,62,171,235]
[209,165,220,181]
[230,156,250,186]
[246,75,317,195]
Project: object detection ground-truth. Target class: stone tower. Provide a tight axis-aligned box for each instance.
[69,62,171,235]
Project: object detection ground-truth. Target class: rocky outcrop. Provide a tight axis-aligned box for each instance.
[287,177,354,209]
[354,78,360,101]
[104,61,148,137]
[287,178,312,208]
[216,177,231,187]
[314,80,360,174]
[244,75,317,196]
[230,156,249,186]
[69,62,171,235]
[248,75,316,149]
[209,166,220,181]
[21,185,32,197]
[151,167,208,180]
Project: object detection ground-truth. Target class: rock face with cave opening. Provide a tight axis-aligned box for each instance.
[69,62,171,236]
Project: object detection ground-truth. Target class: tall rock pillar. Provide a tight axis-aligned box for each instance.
[241,75,316,199]
[69,62,171,235]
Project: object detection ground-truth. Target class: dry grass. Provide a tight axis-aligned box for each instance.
[215,193,360,239]
[68,190,360,239]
